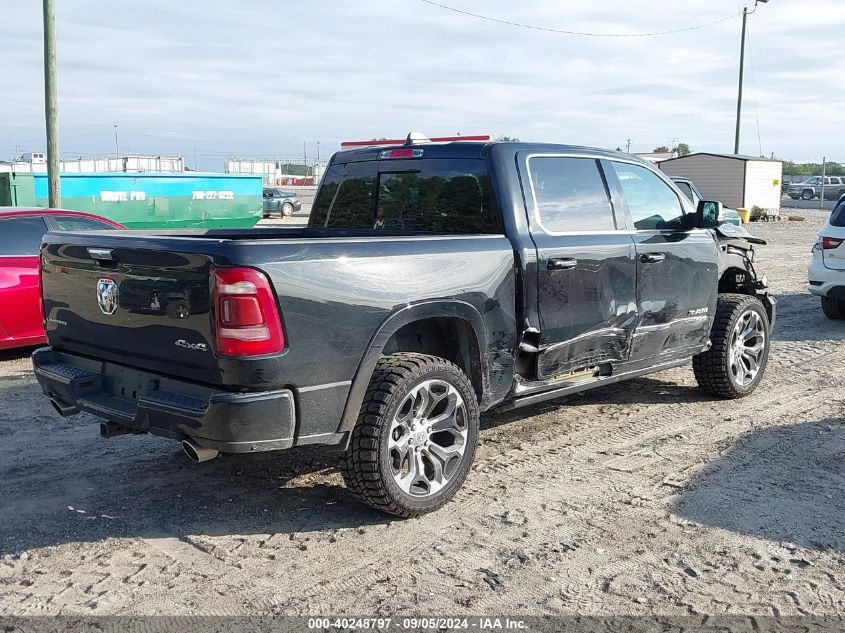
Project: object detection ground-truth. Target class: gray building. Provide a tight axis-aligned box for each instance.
[659,153,782,211]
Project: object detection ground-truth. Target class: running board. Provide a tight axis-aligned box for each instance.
[506,357,690,410]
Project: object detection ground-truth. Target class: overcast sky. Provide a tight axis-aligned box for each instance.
[1,0,843,170]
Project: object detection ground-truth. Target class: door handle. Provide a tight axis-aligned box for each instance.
[547,258,578,270]
[640,253,666,264]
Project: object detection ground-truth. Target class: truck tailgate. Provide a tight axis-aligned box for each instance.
[41,234,222,384]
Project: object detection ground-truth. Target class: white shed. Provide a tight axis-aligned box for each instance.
[659,153,782,211]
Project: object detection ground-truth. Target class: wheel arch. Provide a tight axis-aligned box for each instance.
[718,266,776,328]
[337,301,489,438]
[718,265,755,294]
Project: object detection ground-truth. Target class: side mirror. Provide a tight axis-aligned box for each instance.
[695,200,723,229]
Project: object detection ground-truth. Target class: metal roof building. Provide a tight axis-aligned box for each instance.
[659,152,783,211]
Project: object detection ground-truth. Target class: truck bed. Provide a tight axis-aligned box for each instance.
[40,229,518,441]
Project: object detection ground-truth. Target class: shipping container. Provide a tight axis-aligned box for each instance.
[0,173,37,206]
[24,172,263,229]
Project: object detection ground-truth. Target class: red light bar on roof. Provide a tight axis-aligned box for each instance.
[341,134,491,148]
[378,148,423,159]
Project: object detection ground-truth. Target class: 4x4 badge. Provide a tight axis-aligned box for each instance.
[175,339,208,352]
[96,278,119,316]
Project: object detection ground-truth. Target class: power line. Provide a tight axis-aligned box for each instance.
[418,0,740,37]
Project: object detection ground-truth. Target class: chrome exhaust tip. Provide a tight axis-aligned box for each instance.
[182,438,219,463]
[50,397,80,417]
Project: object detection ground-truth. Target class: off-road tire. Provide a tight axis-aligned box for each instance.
[339,353,479,518]
[693,294,770,399]
[281,202,294,217]
[821,296,845,319]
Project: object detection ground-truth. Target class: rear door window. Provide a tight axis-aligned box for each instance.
[310,159,498,234]
[0,216,48,256]
[48,215,116,231]
[527,157,616,232]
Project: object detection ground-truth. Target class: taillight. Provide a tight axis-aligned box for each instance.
[822,236,844,250]
[213,267,284,357]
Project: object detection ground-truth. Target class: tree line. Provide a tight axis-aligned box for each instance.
[780,160,845,177]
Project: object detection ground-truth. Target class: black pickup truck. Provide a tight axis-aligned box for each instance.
[33,136,775,517]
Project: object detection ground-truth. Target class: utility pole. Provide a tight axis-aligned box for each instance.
[820,156,826,211]
[43,0,61,207]
[733,7,747,155]
[303,141,308,178]
[735,0,768,154]
[113,124,120,157]
[193,146,197,172]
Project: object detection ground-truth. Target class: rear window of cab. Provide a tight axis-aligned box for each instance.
[309,158,500,234]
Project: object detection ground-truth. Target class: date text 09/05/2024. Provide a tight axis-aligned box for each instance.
[307,617,527,630]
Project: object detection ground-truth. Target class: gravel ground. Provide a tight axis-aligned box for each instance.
[0,211,843,617]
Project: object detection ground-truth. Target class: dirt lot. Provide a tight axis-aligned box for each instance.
[1,212,843,617]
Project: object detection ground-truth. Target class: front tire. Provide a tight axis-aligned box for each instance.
[339,353,479,518]
[281,202,294,217]
[693,294,770,399]
[821,296,845,319]
[802,189,814,201]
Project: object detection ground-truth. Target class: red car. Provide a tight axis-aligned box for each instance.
[0,208,124,350]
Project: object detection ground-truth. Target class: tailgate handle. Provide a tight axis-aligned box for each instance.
[87,247,114,261]
[547,258,578,270]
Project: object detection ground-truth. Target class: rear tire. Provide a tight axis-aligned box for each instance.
[693,294,770,399]
[821,296,845,319]
[339,353,479,518]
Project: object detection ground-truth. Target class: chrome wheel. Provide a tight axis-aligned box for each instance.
[728,309,766,386]
[388,379,468,498]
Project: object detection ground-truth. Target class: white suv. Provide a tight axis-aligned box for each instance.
[808,197,845,319]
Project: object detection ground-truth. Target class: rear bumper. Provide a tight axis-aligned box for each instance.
[808,282,845,299]
[808,256,845,298]
[32,347,298,453]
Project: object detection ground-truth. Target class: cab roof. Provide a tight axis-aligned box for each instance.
[330,141,644,165]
